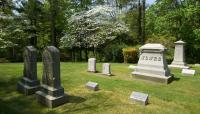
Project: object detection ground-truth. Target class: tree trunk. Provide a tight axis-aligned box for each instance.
[137,0,142,44]
[49,0,57,47]
[85,48,88,61]
[79,48,82,61]
[141,0,146,44]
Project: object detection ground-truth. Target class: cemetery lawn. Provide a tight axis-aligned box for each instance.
[0,62,200,114]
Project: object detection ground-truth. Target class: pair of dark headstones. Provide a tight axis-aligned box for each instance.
[17,46,67,108]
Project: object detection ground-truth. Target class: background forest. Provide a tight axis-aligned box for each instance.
[0,0,200,63]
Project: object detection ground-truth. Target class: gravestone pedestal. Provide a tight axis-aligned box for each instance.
[36,84,67,108]
[17,77,40,95]
[36,46,67,108]
[132,44,173,84]
[169,40,189,69]
[17,46,40,95]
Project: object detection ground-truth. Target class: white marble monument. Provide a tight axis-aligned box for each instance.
[132,44,173,84]
[169,40,189,69]
[88,58,96,72]
[102,63,111,76]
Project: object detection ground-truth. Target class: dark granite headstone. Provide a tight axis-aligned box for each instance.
[17,46,40,95]
[36,46,67,108]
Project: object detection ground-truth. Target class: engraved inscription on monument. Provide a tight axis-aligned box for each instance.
[36,46,67,108]
[132,44,173,84]
[17,46,40,95]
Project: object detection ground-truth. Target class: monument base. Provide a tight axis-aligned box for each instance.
[17,77,40,95]
[87,70,97,73]
[132,72,173,84]
[101,73,112,76]
[36,84,67,108]
[168,64,189,69]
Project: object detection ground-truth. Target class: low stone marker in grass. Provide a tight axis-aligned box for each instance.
[195,64,200,67]
[86,81,99,91]
[36,46,67,108]
[169,40,189,69]
[132,44,173,84]
[17,46,40,95]
[88,58,96,72]
[182,69,196,76]
[130,91,148,106]
[102,63,111,76]
[128,65,136,69]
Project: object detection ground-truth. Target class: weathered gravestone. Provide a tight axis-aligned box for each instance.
[36,46,67,108]
[17,46,40,95]
[86,81,99,91]
[130,92,148,106]
[88,58,96,72]
[102,63,111,76]
[132,44,173,84]
[182,69,196,76]
[169,40,189,69]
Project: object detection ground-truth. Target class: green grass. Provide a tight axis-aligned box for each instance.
[0,62,200,114]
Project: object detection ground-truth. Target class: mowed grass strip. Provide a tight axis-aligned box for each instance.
[0,62,199,114]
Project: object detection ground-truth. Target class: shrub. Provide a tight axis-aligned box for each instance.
[122,47,138,63]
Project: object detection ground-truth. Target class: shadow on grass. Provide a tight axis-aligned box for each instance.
[0,76,46,114]
[0,76,20,93]
[173,77,180,81]
[67,95,86,103]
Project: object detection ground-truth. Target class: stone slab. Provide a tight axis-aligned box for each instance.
[86,81,99,91]
[132,72,173,84]
[130,92,148,106]
[36,91,67,108]
[168,64,189,69]
[17,81,40,95]
[182,69,196,76]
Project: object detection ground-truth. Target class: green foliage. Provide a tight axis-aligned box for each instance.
[146,0,200,63]
[146,34,176,62]
[99,43,128,62]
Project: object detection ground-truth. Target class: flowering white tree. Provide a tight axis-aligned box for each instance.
[60,5,129,49]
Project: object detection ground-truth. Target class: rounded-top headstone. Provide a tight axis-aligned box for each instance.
[17,46,40,95]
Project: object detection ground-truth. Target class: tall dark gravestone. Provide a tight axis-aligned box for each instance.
[36,46,67,108]
[17,46,40,95]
